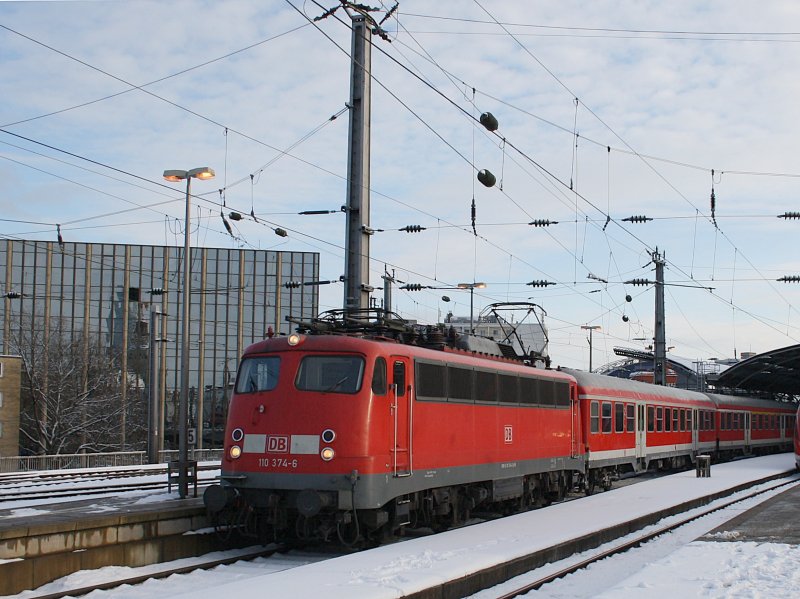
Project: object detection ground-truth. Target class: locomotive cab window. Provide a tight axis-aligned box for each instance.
[235,356,280,393]
[296,355,364,394]
[372,357,387,395]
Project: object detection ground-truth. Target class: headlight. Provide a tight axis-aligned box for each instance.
[321,428,336,443]
[288,333,304,346]
[231,428,244,442]
[229,445,242,459]
[320,447,335,461]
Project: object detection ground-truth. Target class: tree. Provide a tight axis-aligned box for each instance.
[10,315,147,455]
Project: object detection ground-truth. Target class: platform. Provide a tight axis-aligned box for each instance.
[0,493,211,595]
[701,482,800,544]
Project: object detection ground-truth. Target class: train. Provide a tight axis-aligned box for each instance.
[203,310,796,547]
[795,401,800,470]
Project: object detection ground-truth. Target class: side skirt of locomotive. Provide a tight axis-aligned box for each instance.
[204,456,585,548]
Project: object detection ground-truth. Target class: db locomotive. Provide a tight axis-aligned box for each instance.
[203,310,796,546]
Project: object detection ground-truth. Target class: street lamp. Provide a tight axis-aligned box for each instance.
[457,282,487,334]
[163,166,215,499]
[581,325,601,372]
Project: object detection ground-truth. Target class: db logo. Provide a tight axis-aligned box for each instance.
[504,426,513,444]
[266,435,289,453]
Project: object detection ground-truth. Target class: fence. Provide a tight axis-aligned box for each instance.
[0,449,223,473]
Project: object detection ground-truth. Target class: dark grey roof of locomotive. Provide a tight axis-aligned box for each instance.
[710,344,800,398]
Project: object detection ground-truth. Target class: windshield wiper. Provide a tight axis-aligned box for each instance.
[324,376,349,392]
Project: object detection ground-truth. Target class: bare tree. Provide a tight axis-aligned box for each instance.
[10,315,146,455]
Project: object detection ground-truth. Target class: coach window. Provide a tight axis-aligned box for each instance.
[626,403,635,432]
[673,409,679,432]
[647,406,655,432]
[656,407,663,432]
[680,409,686,432]
[371,357,387,395]
[601,402,612,433]
[590,401,599,433]
[665,408,671,432]
[686,409,693,431]
[615,402,625,433]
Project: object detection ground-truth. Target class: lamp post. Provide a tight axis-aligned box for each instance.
[163,166,215,499]
[457,282,487,334]
[581,325,601,372]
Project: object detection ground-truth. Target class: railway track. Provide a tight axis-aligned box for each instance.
[492,473,800,599]
[15,469,798,599]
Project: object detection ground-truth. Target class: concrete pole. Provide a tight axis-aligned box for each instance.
[343,15,373,315]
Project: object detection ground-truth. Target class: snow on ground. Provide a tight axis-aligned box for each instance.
[594,541,800,598]
[2,454,798,598]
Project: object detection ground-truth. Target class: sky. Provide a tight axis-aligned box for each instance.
[5,454,799,597]
[2,0,800,370]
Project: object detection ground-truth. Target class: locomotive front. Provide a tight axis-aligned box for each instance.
[203,333,392,545]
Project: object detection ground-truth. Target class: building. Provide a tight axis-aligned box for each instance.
[0,355,21,457]
[1,239,319,452]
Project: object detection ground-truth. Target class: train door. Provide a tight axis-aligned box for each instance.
[635,403,646,458]
[692,408,699,451]
[390,356,412,477]
[744,411,751,451]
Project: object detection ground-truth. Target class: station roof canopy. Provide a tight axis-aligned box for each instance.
[711,344,800,397]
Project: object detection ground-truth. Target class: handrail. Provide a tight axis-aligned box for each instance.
[0,449,223,473]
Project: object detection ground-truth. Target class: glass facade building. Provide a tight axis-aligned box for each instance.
[1,239,319,450]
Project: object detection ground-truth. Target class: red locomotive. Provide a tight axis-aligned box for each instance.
[203,310,796,546]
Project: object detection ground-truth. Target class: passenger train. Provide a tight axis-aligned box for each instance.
[204,312,796,546]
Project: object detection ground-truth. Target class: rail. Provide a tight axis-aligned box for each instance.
[0,450,222,473]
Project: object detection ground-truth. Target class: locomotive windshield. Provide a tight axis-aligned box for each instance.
[296,355,365,394]
[235,356,280,393]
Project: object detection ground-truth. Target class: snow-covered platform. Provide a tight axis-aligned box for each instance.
[701,481,800,544]
[169,453,797,599]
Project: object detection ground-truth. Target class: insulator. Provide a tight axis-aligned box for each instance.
[149,288,164,296]
[627,278,652,286]
[625,294,632,302]
[4,291,21,299]
[479,112,499,132]
[529,219,558,227]
[401,284,424,291]
[284,282,300,289]
[400,225,426,233]
[477,169,496,188]
[622,215,652,223]
[228,211,242,221]
[299,210,336,215]
[526,280,555,287]
[778,275,800,283]
[778,212,800,220]
[274,228,288,237]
